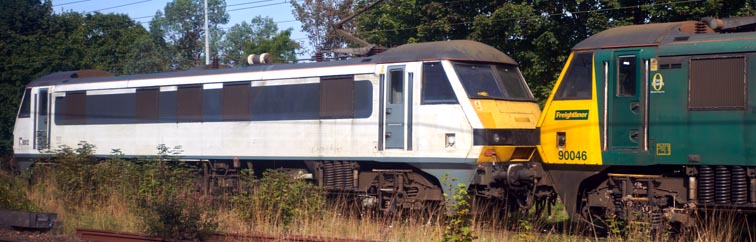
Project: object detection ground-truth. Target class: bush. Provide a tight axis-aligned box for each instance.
[232,169,325,228]
[142,195,217,241]
[0,170,37,211]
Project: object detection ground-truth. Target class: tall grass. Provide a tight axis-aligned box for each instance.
[5,144,754,241]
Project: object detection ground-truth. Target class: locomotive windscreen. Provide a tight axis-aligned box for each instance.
[453,63,534,101]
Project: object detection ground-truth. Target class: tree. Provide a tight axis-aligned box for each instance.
[290,0,356,57]
[224,16,300,65]
[346,0,756,104]
[150,0,229,70]
[0,0,56,156]
[81,13,152,75]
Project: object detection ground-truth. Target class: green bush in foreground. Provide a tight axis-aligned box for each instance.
[442,178,476,242]
[0,170,37,211]
[232,169,326,229]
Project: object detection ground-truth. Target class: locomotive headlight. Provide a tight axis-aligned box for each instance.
[492,133,501,143]
[445,133,456,147]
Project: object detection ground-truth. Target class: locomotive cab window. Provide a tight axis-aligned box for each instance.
[689,57,746,110]
[554,52,593,100]
[421,62,458,104]
[454,62,534,101]
[18,88,31,118]
[617,55,637,97]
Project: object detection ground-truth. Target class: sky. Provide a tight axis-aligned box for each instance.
[49,0,310,56]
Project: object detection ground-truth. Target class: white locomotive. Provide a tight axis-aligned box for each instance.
[13,40,541,210]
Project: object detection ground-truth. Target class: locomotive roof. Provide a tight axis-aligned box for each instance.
[28,40,516,87]
[573,21,711,50]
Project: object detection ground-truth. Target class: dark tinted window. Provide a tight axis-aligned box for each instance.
[53,81,373,126]
[66,92,87,124]
[177,85,202,122]
[18,89,31,118]
[454,63,534,101]
[88,92,135,124]
[689,57,746,110]
[389,69,404,104]
[353,81,373,118]
[617,56,637,97]
[222,82,250,120]
[421,62,458,104]
[136,88,159,122]
[203,87,221,121]
[320,75,354,118]
[554,52,593,100]
[159,91,176,122]
[250,83,320,120]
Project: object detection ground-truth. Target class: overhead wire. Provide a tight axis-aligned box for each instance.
[53,0,93,7]
[91,0,153,13]
[7,0,710,66]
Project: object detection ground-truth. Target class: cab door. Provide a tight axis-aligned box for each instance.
[609,51,645,149]
[384,66,406,149]
[34,88,50,150]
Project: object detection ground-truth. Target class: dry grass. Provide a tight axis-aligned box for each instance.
[13,165,755,242]
[24,172,144,235]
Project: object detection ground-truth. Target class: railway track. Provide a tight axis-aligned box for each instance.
[76,228,378,242]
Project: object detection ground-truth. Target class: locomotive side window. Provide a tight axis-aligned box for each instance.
[554,52,593,100]
[389,69,404,104]
[136,88,159,122]
[87,91,136,124]
[203,85,222,122]
[250,83,320,120]
[18,89,31,118]
[159,89,177,123]
[176,85,203,122]
[421,62,458,104]
[617,56,637,97]
[320,75,354,118]
[689,57,746,110]
[222,82,250,121]
[454,63,534,101]
[61,92,87,124]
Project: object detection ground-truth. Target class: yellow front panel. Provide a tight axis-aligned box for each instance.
[471,100,540,129]
[472,99,540,163]
[537,53,603,165]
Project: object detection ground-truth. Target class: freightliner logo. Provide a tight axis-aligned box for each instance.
[555,110,589,120]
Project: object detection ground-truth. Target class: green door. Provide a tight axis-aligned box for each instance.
[610,51,643,149]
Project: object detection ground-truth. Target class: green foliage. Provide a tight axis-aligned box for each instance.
[441,177,476,242]
[348,0,756,105]
[142,195,218,241]
[0,170,37,211]
[33,141,129,208]
[224,16,300,65]
[150,0,229,69]
[290,0,356,57]
[232,169,325,228]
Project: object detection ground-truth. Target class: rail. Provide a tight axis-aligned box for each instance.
[76,228,378,242]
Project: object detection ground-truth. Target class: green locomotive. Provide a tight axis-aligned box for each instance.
[536,16,756,230]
